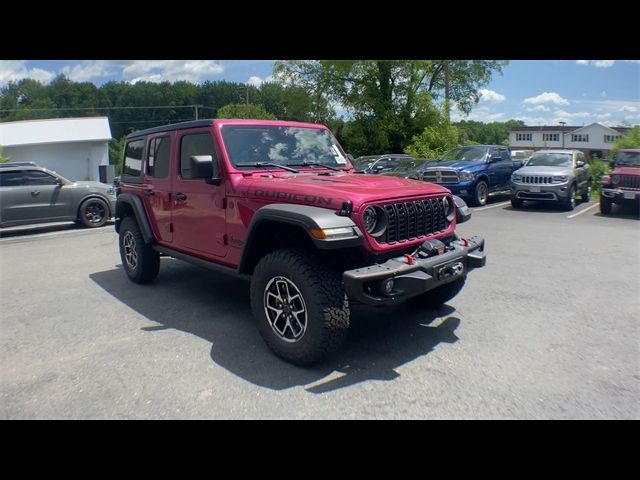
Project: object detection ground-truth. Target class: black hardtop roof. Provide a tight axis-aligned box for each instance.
[126,119,214,139]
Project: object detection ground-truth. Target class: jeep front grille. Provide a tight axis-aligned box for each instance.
[618,175,640,190]
[421,169,459,184]
[381,198,447,244]
[521,175,554,184]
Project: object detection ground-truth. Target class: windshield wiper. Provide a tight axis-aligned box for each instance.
[235,162,299,173]
[286,162,341,172]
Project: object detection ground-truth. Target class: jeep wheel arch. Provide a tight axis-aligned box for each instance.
[115,193,154,243]
[238,203,363,275]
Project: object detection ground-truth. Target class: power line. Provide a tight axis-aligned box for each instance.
[0,104,218,113]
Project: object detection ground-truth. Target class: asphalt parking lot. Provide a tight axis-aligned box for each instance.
[1,198,639,419]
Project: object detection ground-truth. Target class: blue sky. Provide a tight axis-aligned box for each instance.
[1,60,638,126]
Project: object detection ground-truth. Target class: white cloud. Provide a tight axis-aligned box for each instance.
[450,104,505,123]
[576,60,616,68]
[525,105,550,112]
[619,105,638,113]
[478,88,505,103]
[0,60,55,87]
[246,75,274,87]
[523,92,569,106]
[121,60,225,84]
[61,61,115,82]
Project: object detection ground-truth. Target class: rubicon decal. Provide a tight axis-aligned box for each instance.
[253,189,333,206]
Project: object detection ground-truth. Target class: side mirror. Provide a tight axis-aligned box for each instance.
[453,195,472,224]
[576,160,585,168]
[54,177,64,187]
[189,155,221,184]
[490,156,502,163]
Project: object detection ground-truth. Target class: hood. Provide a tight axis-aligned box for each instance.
[245,172,449,211]
[422,160,484,171]
[612,166,640,176]
[515,165,573,176]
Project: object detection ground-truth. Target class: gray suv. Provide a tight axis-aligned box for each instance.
[0,162,116,228]
[510,149,590,211]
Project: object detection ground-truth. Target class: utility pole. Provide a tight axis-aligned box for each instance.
[194,104,200,120]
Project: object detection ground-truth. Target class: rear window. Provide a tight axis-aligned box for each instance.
[147,136,171,178]
[124,140,145,177]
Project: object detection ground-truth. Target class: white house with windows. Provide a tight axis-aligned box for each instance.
[509,123,632,159]
[0,117,112,181]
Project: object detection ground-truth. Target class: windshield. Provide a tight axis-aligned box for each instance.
[526,153,573,167]
[221,125,348,169]
[385,159,430,174]
[615,151,640,166]
[352,156,378,169]
[440,146,488,162]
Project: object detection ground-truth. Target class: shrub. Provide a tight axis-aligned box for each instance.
[589,156,611,196]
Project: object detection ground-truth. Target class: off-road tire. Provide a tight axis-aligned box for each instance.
[582,184,590,202]
[472,181,489,207]
[562,184,576,211]
[250,248,350,366]
[78,197,109,228]
[600,196,612,215]
[511,197,524,209]
[118,216,160,284]
[408,275,466,310]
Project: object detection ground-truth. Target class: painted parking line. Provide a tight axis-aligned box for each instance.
[472,201,511,212]
[567,202,599,219]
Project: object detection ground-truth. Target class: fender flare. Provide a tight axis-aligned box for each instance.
[115,193,154,244]
[238,203,363,274]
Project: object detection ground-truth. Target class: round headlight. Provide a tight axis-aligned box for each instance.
[363,206,378,233]
[362,206,387,237]
[442,197,455,222]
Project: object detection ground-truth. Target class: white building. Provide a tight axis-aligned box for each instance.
[0,117,112,181]
[509,123,632,159]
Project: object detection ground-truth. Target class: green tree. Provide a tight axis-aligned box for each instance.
[109,136,126,176]
[611,126,640,158]
[273,60,507,153]
[216,103,277,120]
[0,145,11,163]
[405,117,460,158]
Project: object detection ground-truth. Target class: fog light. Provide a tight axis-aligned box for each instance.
[382,278,394,295]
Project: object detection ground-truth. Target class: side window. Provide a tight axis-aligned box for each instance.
[147,136,171,178]
[500,149,510,161]
[124,139,145,177]
[180,132,216,179]
[23,170,58,185]
[577,152,585,164]
[0,171,26,187]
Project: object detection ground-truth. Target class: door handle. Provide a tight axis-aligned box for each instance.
[174,192,187,202]
[31,191,40,196]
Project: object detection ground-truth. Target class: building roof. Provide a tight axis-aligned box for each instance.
[511,122,632,134]
[0,117,112,147]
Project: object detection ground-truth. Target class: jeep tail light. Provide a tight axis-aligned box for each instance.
[601,175,611,187]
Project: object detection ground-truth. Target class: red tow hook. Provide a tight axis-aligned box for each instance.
[404,254,415,265]
[461,237,469,247]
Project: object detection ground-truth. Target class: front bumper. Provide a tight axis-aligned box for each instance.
[343,235,486,306]
[510,182,570,201]
[601,187,640,203]
[441,180,475,199]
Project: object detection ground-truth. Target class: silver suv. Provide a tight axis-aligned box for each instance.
[510,149,590,211]
[0,162,116,228]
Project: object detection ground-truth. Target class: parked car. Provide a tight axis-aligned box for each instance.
[0,162,116,228]
[414,145,522,206]
[600,149,640,215]
[115,119,486,365]
[379,158,433,178]
[352,154,415,174]
[509,149,590,211]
